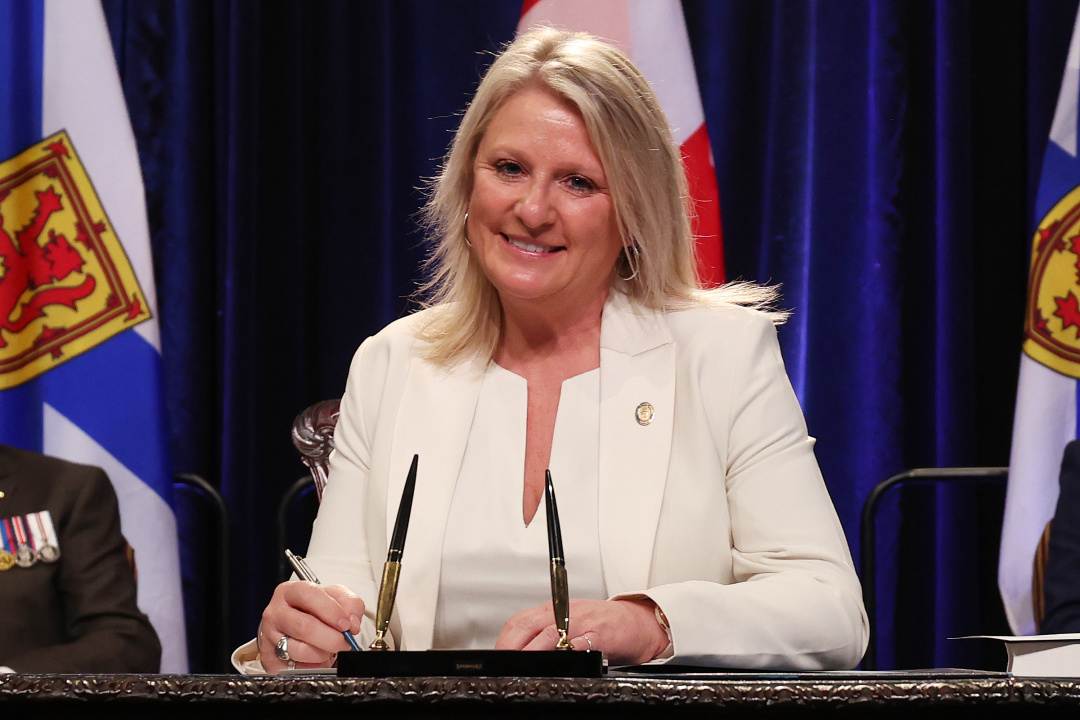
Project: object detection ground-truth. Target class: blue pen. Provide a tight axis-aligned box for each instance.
[285,548,362,652]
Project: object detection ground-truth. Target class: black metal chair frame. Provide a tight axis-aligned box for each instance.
[172,472,230,673]
[277,475,317,581]
[859,466,1008,670]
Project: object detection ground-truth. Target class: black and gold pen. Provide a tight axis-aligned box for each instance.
[370,454,418,651]
[545,470,573,650]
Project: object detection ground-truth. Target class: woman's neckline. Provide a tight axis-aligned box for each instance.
[489,360,599,384]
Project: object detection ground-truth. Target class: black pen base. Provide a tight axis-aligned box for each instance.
[337,649,606,678]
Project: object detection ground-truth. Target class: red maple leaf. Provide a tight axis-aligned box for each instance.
[1055,292,1080,332]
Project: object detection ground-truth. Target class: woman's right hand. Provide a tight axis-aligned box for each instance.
[258,580,366,673]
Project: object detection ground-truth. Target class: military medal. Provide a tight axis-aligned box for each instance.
[33,511,60,563]
[10,516,36,568]
[0,520,16,570]
[15,544,35,568]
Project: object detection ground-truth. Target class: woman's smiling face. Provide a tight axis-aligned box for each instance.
[467,85,624,315]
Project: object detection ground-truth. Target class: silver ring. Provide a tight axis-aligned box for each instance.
[581,634,593,651]
[275,635,292,662]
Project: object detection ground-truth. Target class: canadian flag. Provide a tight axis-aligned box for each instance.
[520,0,724,285]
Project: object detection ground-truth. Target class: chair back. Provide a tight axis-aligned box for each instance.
[291,399,340,501]
[860,467,1009,671]
[279,399,341,579]
[277,475,321,581]
[173,472,230,673]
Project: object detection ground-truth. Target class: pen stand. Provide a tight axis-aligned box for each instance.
[337,649,606,678]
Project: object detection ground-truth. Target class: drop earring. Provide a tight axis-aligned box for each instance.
[619,241,640,282]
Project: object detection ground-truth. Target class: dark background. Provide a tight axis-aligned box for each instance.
[99,0,1079,672]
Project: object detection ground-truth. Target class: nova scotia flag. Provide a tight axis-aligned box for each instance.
[0,0,186,671]
[999,6,1080,636]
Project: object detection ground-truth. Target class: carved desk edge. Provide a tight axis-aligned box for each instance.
[1,675,1080,708]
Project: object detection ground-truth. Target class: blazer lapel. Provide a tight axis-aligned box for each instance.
[387,355,484,650]
[597,293,675,595]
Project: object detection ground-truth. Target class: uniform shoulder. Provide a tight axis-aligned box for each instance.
[0,444,105,483]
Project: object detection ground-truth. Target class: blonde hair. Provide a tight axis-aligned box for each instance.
[419,27,783,363]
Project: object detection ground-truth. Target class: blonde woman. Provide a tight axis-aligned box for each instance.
[239,27,868,673]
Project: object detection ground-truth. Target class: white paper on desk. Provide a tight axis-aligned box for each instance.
[957,634,1080,677]
[278,667,338,676]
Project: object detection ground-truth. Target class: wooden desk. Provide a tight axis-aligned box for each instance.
[2,672,1079,719]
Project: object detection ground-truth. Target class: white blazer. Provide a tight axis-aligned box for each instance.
[300,290,868,670]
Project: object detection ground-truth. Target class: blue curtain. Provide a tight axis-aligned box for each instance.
[100,0,1079,670]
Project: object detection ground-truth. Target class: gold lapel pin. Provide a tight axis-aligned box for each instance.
[635,402,654,426]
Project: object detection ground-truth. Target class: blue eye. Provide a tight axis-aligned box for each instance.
[495,160,523,176]
[568,175,595,192]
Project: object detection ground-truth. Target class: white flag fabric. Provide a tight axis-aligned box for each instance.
[999,6,1080,636]
[0,0,187,671]
[518,0,725,285]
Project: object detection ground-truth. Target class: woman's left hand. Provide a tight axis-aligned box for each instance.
[495,597,669,666]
